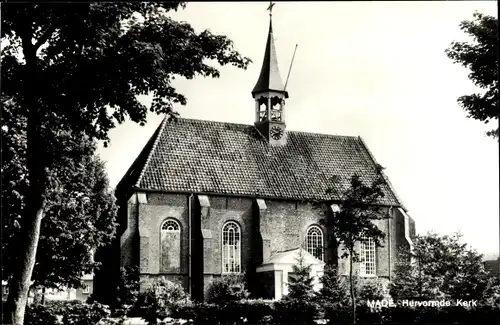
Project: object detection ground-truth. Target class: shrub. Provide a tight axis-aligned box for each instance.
[25,304,60,325]
[357,278,385,302]
[206,274,249,304]
[185,303,221,324]
[239,299,275,324]
[170,299,275,325]
[274,299,320,325]
[324,302,351,325]
[317,265,349,306]
[114,265,140,316]
[169,300,198,322]
[27,301,111,325]
[138,277,190,324]
[286,250,315,300]
[59,301,111,325]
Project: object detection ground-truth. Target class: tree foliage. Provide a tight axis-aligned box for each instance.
[390,232,500,303]
[1,2,251,144]
[1,99,118,290]
[317,265,349,306]
[445,12,499,139]
[2,2,250,323]
[286,249,315,300]
[206,274,250,304]
[314,165,391,324]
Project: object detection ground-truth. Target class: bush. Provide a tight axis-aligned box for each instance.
[226,299,274,324]
[324,302,351,325]
[239,299,275,324]
[114,265,140,316]
[138,277,190,324]
[357,278,385,302]
[25,304,60,325]
[170,299,275,324]
[25,301,111,325]
[59,301,111,325]
[317,265,349,306]
[153,298,500,325]
[206,274,249,304]
[286,250,315,301]
[274,299,320,325]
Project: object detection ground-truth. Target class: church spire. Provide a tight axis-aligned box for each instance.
[251,2,288,98]
[252,1,288,146]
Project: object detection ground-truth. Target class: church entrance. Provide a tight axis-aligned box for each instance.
[255,247,325,300]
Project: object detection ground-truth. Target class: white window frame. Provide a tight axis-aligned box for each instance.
[221,221,241,274]
[81,285,90,294]
[305,225,324,261]
[161,218,181,232]
[359,237,376,277]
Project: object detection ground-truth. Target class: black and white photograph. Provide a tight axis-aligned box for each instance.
[1,1,499,325]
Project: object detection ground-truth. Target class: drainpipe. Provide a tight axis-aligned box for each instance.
[188,194,193,296]
[388,206,393,281]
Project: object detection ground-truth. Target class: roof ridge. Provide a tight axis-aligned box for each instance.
[173,117,254,128]
[357,136,407,211]
[134,116,169,187]
[290,129,359,139]
[171,117,360,139]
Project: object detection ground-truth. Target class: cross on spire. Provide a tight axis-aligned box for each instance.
[267,1,275,17]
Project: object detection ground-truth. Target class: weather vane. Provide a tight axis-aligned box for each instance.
[267,1,275,17]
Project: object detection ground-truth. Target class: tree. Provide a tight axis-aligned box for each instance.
[317,264,349,306]
[1,3,250,324]
[1,99,118,293]
[286,249,315,300]
[390,232,500,302]
[445,12,499,139]
[315,165,391,324]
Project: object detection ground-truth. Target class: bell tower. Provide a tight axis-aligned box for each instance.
[252,1,288,146]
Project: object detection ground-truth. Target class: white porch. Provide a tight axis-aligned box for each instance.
[256,247,325,300]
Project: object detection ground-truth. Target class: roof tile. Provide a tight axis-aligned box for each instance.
[117,117,402,206]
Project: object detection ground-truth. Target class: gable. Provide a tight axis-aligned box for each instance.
[265,248,325,266]
[116,117,403,206]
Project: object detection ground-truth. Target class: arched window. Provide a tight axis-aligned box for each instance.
[222,221,241,274]
[360,237,376,276]
[160,218,181,273]
[306,225,324,261]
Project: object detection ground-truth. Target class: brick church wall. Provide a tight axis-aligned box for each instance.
[260,200,326,258]
[123,193,190,291]
[200,196,254,275]
[116,191,411,297]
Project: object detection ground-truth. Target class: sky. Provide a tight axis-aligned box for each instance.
[97,1,499,259]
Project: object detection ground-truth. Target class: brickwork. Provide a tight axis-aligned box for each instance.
[117,191,411,297]
[261,200,326,257]
[200,196,254,275]
[137,193,189,275]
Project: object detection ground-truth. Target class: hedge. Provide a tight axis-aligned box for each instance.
[23,299,500,325]
[168,300,500,325]
[24,301,117,325]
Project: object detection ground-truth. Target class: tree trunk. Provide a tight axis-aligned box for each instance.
[349,252,356,325]
[6,101,46,325]
[5,21,47,325]
[41,287,46,305]
[6,205,44,325]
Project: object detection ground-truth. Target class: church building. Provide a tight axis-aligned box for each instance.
[97,6,416,301]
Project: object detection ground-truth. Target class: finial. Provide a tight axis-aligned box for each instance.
[267,1,275,17]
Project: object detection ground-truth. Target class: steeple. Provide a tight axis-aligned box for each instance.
[251,21,288,98]
[253,1,288,146]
